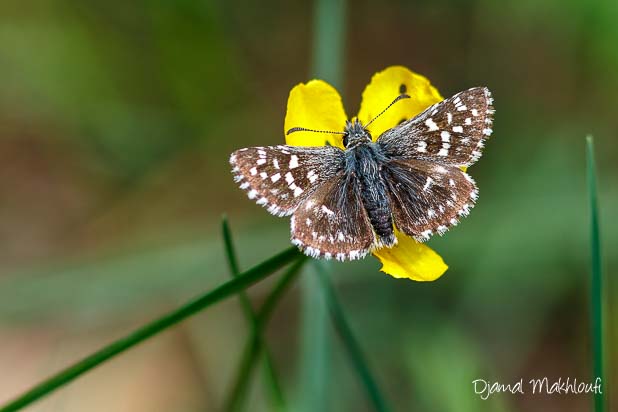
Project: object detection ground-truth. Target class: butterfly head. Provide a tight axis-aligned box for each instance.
[343,118,372,149]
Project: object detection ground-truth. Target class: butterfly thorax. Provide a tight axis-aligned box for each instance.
[343,130,396,248]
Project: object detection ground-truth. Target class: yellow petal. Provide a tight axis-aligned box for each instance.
[357,66,443,139]
[284,80,347,148]
[373,230,448,281]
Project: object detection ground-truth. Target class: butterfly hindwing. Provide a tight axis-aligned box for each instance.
[230,145,345,216]
[291,173,376,261]
[381,159,478,242]
[378,87,494,167]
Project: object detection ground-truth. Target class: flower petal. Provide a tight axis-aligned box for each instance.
[284,80,347,148]
[373,230,448,281]
[357,66,443,139]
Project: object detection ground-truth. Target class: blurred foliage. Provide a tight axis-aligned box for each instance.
[0,0,616,411]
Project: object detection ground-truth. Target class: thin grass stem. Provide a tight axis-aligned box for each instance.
[586,136,605,412]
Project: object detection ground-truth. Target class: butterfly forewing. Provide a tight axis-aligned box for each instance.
[291,173,375,261]
[230,145,345,216]
[378,87,494,167]
[381,159,478,242]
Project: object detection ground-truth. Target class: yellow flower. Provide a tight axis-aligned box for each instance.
[284,66,448,281]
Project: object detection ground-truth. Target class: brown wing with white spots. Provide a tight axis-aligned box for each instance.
[381,159,478,242]
[378,87,494,167]
[230,145,345,216]
[291,173,376,261]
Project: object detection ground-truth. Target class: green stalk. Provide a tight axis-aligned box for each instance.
[224,257,306,412]
[221,217,286,411]
[0,246,302,412]
[314,262,392,412]
[311,0,346,87]
[298,0,347,409]
[586,136,605,412]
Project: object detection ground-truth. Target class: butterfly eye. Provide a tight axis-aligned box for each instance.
[343,133,349,147]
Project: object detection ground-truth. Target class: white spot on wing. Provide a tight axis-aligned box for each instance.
[349,250,361,260]
[425,118,439,131]
[307,170,318,183]
[322,205,335,216]
[271,173,281,182]
[420,230,432,240]
[285,172,294,184]
[452,126,463,133]
[441,131,450,142]
[289,155,299,169]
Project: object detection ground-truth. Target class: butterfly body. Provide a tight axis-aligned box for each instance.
[344,135,397,248]
[230,87,494,261]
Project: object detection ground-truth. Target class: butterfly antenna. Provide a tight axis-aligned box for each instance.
[364,94,410,127]
[286,127,346,136]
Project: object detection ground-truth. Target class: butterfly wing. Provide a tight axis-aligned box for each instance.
[230,145,345,216]
[381,159,478,242]
[378,87,494,167]
[291,173,376,261]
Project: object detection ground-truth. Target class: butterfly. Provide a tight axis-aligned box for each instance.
[230,87,494,261]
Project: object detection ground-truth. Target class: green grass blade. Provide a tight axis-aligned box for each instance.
[298,0,348,408]
[586,136,605,412]
[297,265,331,412]
[224,257,306,412]
[0,246,303,412]
[312,0,346,87]
[314,262,392,412]
[221,216,287,411]
[222,215,242,278]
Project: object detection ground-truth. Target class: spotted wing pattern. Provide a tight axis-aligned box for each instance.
[291,173,376,261]
[378,87,494,167]
[381,159,478,242]
[230,145,345,216]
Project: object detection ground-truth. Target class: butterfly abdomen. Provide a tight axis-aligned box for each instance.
[351,146,396,248]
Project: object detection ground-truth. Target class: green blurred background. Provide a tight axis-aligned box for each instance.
[0,0,616,411]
